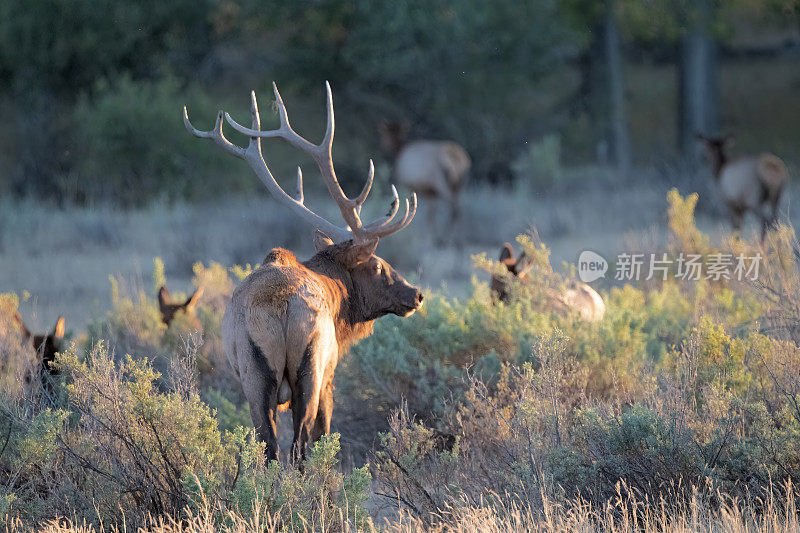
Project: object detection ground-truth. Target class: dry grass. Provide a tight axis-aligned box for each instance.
[9,485,798,532]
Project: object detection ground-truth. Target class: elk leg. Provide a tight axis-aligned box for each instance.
[246,374,280,462]
[290,345,326,465]
[763,197,781,239]
[425,197,438,233]
[450,196,461,225]
[242,336,283,462]
[311,380,334,442]
[728,206,744,232]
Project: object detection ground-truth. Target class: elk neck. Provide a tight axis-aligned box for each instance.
[302,252,375,354]
[711,148,727,180]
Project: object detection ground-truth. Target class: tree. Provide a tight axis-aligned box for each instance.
[270,0,574,180]
[561,0,631,176]
[0,0,219,199]
[678,0,719,163]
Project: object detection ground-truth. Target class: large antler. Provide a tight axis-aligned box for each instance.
[183,82,416,244]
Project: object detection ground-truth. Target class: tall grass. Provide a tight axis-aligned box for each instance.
[8,484,798,532]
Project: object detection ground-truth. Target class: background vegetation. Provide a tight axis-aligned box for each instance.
[0,0,798,204]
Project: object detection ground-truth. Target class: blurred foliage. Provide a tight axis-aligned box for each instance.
[0,0,797,202]
[271,0,573,176]
[511,134,563,190]
[0,0,217,97]
[72,76,254,205]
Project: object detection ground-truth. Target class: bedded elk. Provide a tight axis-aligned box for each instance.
[491,243,605,322]
[185,82,423,462]
[378,121,470,227]
[12,311,66,386]
[157,285,204,326]
[697,135,788,239]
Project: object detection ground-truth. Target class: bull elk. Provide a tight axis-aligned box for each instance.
[157,285,204,326]
[491,243,605,322]
[697,135,788,239]
[184,82,423,462]
[12,311,66,385]
[378,121,470,228]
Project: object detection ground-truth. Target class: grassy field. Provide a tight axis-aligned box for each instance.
[0,171,794,335]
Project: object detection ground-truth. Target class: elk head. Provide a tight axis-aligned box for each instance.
[378,120,409,159]
[13,311,66,372]
[490,242,536,301]
[157,285,204,326]
[696,134,734,178]
[313,231,423,319]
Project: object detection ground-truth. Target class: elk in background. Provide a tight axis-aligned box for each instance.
[378,121,470,230]
[185,82,423,462]
[12,311,66,388]
[157,285,204,326]
[697,134,788,239]
[491,243,605,322]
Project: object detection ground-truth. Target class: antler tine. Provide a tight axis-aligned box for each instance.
[295,167,304,203]
[366,192,418,239]
[363,184,400,230]
[183,107,246,159]
[272,82,292,132]
[354,160,374,209]
[322,80,334,153]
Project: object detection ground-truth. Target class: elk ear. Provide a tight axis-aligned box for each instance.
[52,317,65,340]
[13,311,32,339]
[184,286,204,310]
[340,239,379,267]
[499,243,516,271]
[499,243,514,261]
[314,230,335,252]
[157,286,170,310]
[515,251,536,276]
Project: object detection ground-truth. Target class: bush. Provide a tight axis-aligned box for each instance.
[511,134,563,190]
[0,342,372,529]
[72,76,254,205]
[0,294,38,398]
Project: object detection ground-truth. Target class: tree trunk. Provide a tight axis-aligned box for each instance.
[584,1,631,177]
[604,0,631,178]
[678,0,719,164]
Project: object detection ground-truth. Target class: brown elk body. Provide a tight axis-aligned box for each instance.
[379,122,470,226]
[185,82,422,462]
[157,285,204,326]
[491,243,605,322]
[697,135,788,239]
[12,311,66,387]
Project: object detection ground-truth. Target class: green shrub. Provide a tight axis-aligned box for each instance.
[0,342,372,529]
[511,134,563,189]
[0,294,38,398]
[72,76,253,205]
